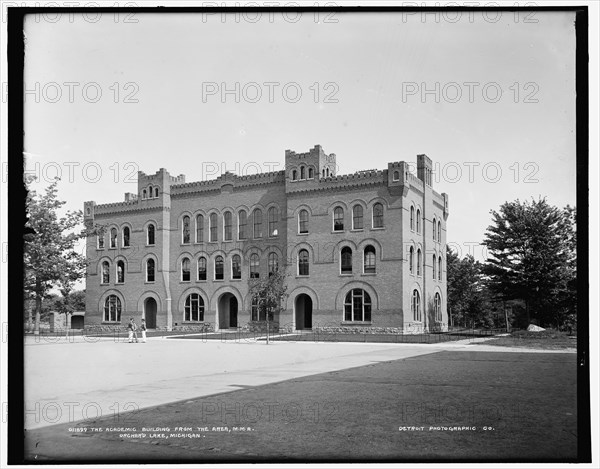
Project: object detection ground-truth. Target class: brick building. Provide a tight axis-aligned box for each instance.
[84,145,449,333]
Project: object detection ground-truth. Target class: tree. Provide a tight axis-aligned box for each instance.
[24,177,87,334]
[482,198,576,328]
[248,267,288,344]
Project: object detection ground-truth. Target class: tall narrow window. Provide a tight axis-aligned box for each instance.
[97,233,105,249]
[224,211,232,241]
[341,247,353,274]
[104,295,122,322]
[116,260,125,283]
[198,257,207,281]
[251,297,259,321]
[250,253,260,278]
[373,203,384,228]
[417,249,421,276]
[232,255,241,279]
[409,247,414,273]
[148,186,152,197]
[438,221,441,242]
[353,205,363,230]
[110,228,118,248]
[238,210,247,240]
[268,207,278,237]
[299,210,309,234]
[416,209,421,233]
[433,254,437,279]
[182,216,190,244]
[300,166,305,179]
[142,189,147,199]
[209,213,217,242]
[215,256,224,280]
[326,168,330,177]
[412,290,421,321]
[268,253,279,276]
[393,170,400,181]
[146,258,155,282]
[298,249,309,276]
[292,170,297,181]
[196,214,204,243]
[122,227,130,247]
[147,224,155,245]
[438,256,442,281]
[101,261,110,284]
[181,257,191,281]
[432,218,437,241]
[308,167,314,178]
[364,245,376,274]
[410,206,415,231]
[154,187,159,198]
[434,293,442,321]
[322,169,325,178]
[333,206,344,231]
[253,209,263,238]
[184,293,204,322]
[344,289,372,322]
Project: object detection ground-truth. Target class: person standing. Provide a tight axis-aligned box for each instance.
[127,318,139,343]
[140,318,147,343]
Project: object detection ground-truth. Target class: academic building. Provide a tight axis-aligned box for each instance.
[84,145,449,333]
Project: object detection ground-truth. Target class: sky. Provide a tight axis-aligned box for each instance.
[21,10,577,264]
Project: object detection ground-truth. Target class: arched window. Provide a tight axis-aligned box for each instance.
[364,245,376,274]
[232,254,241,279]
[432,217,437,241]
[146,258,155,282]
[110,228,118,248]
[209,213,217,242]
[215,256,224,280]
[147,224,155,245]
[326,168,330,177]
[434,293,442,322]
[409,246,414,273]
[322,169,325,178]
[197,257,207,281]
[416,209,421,233]
[417,249,422,276]
[181,257,191,281]
[122,227,130,247]
[116,260,125,283]
[238,210,247,240]
[353,205,363,230]
[182,216,190,244]
[438,256,442,281]
[148,186,152,197]
[308,167,314,179]
[223,211,232,241]
[373,203,384,228]
[393,170,400,181]
[268,252,279,276]
[438,221,441,243]
[341,246,352,274]
[250,253,260,278]
[412,290,421,321]
[292,170,297,181]
[298,249,309,276]
[184,293,204,322]
[333,206,344,231]
[410,206,415,231]
[104,295,121,322]
[101,261,110,284]
[142,189,147,199]
[433,254,437,279]
[298,209,309,234]
[253,209,263,238]
[344,289,372,322]
[196,214,204,243]
[97,232,105,249]
[300,166,305,179]
[268,207,279,237]
[154,187,159,198]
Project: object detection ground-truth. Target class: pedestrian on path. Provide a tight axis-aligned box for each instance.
[140,318,147,343]
[127,318,139,343]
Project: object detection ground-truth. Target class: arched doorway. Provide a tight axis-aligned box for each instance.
[295,294,312,330]
[218,293,238,330]
[144,297,157,329]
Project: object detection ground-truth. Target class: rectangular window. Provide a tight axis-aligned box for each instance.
[253,211,263,239]
[239,211,247,240]
[210,214,217,242]
[224,212,232,241]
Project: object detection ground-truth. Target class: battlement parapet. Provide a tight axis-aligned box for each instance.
[171,170,286,196]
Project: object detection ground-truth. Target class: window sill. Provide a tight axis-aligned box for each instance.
[146,244,156,247]
[100,283,110,286]
[196,279,207,282]
[350,229,364,232]
[341,321,372,326]
[297,232,309,236]
[145,281,155,284]
[121,246,131,249]
[370,227,385,231]
[214,279,225,282]
[361,272,376,276]
[181,321,207,325]
[231,278,242,281]
[296,275,309,279]
[331,230,345,234]
[102,322,121,324]
[340,273,353,277]
[180,280,191,283]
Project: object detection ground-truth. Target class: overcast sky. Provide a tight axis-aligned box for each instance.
[22,10,577,263]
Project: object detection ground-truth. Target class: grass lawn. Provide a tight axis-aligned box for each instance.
[480,330,577,350]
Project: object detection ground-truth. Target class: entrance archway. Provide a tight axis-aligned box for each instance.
[218,293,238,329]
[295,294,313,330]
[144,297,157,329]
